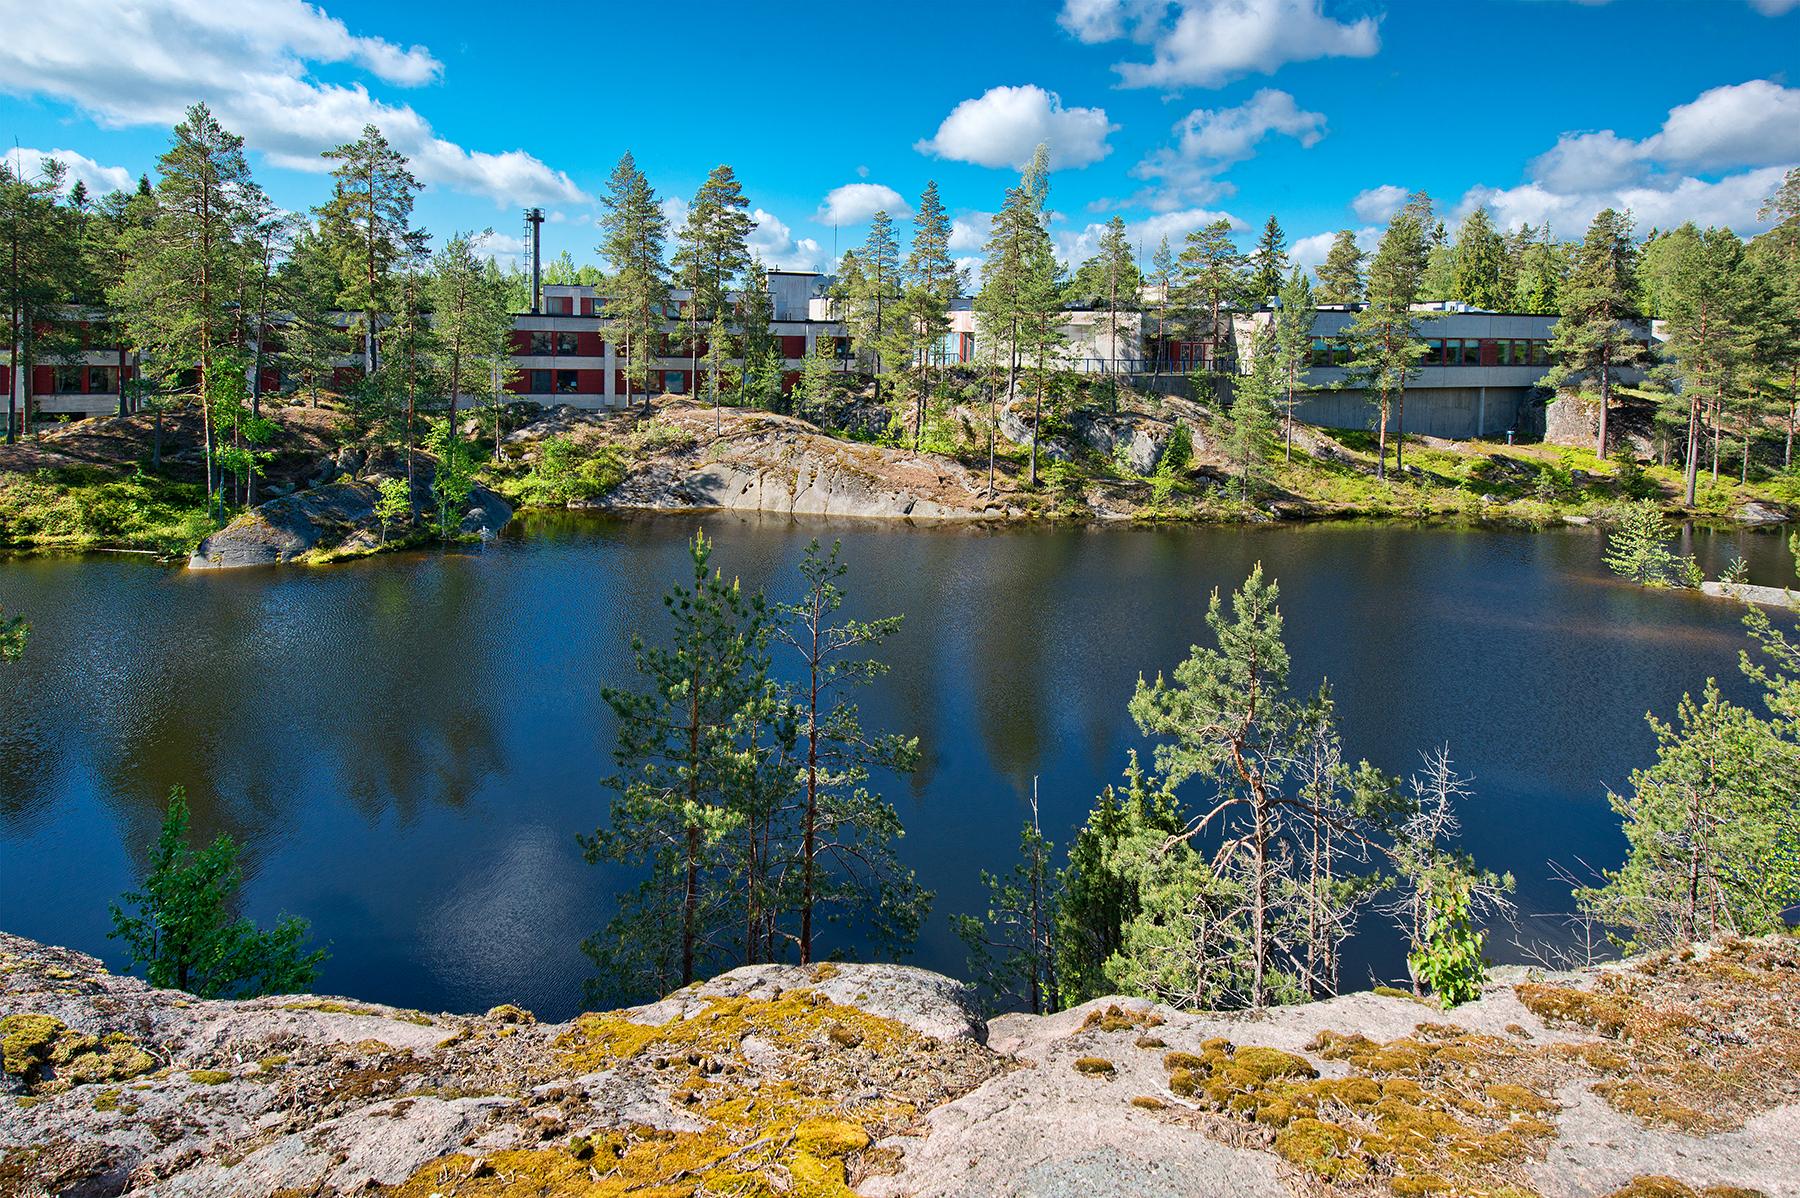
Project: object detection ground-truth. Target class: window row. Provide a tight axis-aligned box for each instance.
[1307,337,1553,368]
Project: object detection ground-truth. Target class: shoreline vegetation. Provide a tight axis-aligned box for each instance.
[1,389,1794,565]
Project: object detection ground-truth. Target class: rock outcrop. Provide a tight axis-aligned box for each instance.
[189,473,511,569]
[4,933,1798,1198]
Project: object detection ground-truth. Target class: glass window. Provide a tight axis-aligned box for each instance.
[1421,338,1443,365]
[665,370,687,394]
[54,366,83,393]
[529,369,552,393]
[87,366,118,393]
[556,332,580,355]
[555,370,580,394]
[1310,337,1331,367]
[1332,339,1351,366]
[1530,340,1550,366]
[529,332,554,355]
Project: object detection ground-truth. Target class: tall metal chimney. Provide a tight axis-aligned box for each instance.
[524,207,545,314]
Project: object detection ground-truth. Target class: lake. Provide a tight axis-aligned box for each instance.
[1,515,1793,1020]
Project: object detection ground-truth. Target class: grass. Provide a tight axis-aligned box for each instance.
[0,466,213,556]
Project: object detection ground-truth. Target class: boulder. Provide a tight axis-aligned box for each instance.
[1071,413,1170,474]
[189,474,511,569]
[1737,501,1790,526]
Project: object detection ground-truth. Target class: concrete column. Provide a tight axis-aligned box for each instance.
[1477,387,1487,438]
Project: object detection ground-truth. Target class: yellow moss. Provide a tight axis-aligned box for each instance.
[1273,1118,1366,1181]
[1081,1003,1164,1033]
[793,1118,870,1155]
[1516,983,1628,1036]
[282,998,433,1026]
[257,1055,288,1070]
[1130,1095,1166,1111]
[188,1069,232,1085]
[808,961,841,981]
[0,1013,156,1093]
[1599,1178,1770,1198]
[485,1003,535,1025]
[1135,1035,1167,1049]
[1073,1056,1116,1076]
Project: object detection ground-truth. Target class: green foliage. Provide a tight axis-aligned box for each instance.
[1610,448,1655,499]
[425,419,476,538]
[954,803,1058,1015]
[1603,500,1699,587]
[0,607,26,661]
[1406,871,1487,1008]
[1578,679,1800,951]
[1227,329,1281,502]
[0,467,212,555]
[373,476,411,543]
[504,436,624,508]
[109,787,325,998]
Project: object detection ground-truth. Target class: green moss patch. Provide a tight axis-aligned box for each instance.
[0,1013,156,1093]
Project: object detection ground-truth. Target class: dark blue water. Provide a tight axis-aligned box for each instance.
[1,516,1792,1018]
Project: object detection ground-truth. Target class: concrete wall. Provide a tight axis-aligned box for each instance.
[1291,386,1538,439]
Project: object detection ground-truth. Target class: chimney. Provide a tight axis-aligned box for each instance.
[524,207,545,314]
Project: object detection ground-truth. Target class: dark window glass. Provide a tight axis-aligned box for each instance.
[1311,337,1331,367]
[1332,339,1351,366]
[1421,338,1443,365]
[54,366,83,392]
[1530,340,1550,366]
[556,370,580,394]
[88,366,118,393]
[556,332,580,355]
[530,370,552,393]
[529,332,553,355]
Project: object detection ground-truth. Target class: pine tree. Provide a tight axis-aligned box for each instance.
[1545,208,1643,457]
[1346,198,1432,478]
[79,180,155,419]
[737,260,777,409]
[1448,207,1508,311]
[1066,215,1140,386]
[795,322,836,424]
[1316,229,1365,305]
[899,181,957,447]
[1149,237,1175,388]
[775,540,925,963]
[1603,499,1697,587]
[1754,169,1800,467]
[1660,225,1750,504]
[1272,268,1316,461]
[426,232,512,438]
[581,532,772,998]
[954,787,1058,1014]
[109,787,325,998]
[978,144,1060,481]
[1175,218,1243,373]
[2,156,82,442]
[848,210,901,411]
[315,125,423,376]
[673,165,753,430]
[1247,215,1290,306]
[114,103,261,515]
[1579,681,1798,951]
[596,153,669,409]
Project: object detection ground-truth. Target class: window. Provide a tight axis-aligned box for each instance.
[1420,338,1445,365]
[87,366,118,393]
[1331,339,1351,367]
[54,366,84,393]
[556,332,579,355]
[529,370,552,393]
[1530,340,1550,366]
[555,370,580,394]
[1310,337,1332,367]
[664,370,687,394]
[529,332,554,356]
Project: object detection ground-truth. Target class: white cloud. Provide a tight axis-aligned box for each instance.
[817,183,909,226]
[1457,167,1790,237]
[1748,0,1798,12]
[915,85,1116,171]
[1057,207,1242,264]
[745,207,824,271]
[1350,183,1408,223]
[1131,88,1324,209]
[0,0,585,207]
[7,147,134,197]
[1062,0,1380,89]
[470,229,526,270]
[1291,226,1377,271]
[953,254,985,283]
[949,212,995,252]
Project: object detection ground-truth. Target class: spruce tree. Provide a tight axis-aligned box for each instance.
[1226,324,1280,501]
[1754,169,1800,467]
[1247,215,1290,306]
[1544,208,1643,457]
[315,125,424,376]
[978,144,1060,481]
[1316,229,1365,305]
[1448,207,1508,311]
[596,153,669,409]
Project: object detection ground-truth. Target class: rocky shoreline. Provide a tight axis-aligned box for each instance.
[4,932,1797,1197]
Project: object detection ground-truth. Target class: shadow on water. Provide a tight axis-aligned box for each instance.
[0,514,1792,1018]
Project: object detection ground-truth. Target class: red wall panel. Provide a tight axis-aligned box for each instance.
[780,335,806,359]
[578,370,604,394]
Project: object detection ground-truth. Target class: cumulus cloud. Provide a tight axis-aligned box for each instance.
[1290,226,1377,271]
[915,85,1116,171]
[1130,89,1325,210]
[7,147,134,197]
[817,183,909,226]
[1748,0,1798,12]
[746,207,823,272]
[949,212,995,252]
[1061,0,1380,89]
[0,0,586,207]
[470,229,527,270]
[1464,79,1800,237]
[1350,183,1408,223]
[1057,207,1242,264]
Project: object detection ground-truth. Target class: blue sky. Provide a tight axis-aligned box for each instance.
[2,0,1796,277]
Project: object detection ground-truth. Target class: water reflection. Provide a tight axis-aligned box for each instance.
[0,517,1791,1019]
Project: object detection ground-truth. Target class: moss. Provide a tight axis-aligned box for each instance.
[1135,1035,1167,1050]
[1073,1056,1116,1076]
[188,1069,232,1085]
[0,1013,156,1093]
[1602,1178,1771,1198]
[1516,983,1629,1036]
[1081,1003,1164,1034]
[282,998,433,1026]
[485,1003,535,1025]
[1130,1095,1166,1111]
[257,1055,288,1070]
[792,1118,870,1155]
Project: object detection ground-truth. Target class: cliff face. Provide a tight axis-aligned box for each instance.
[2,932,1797,1198]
